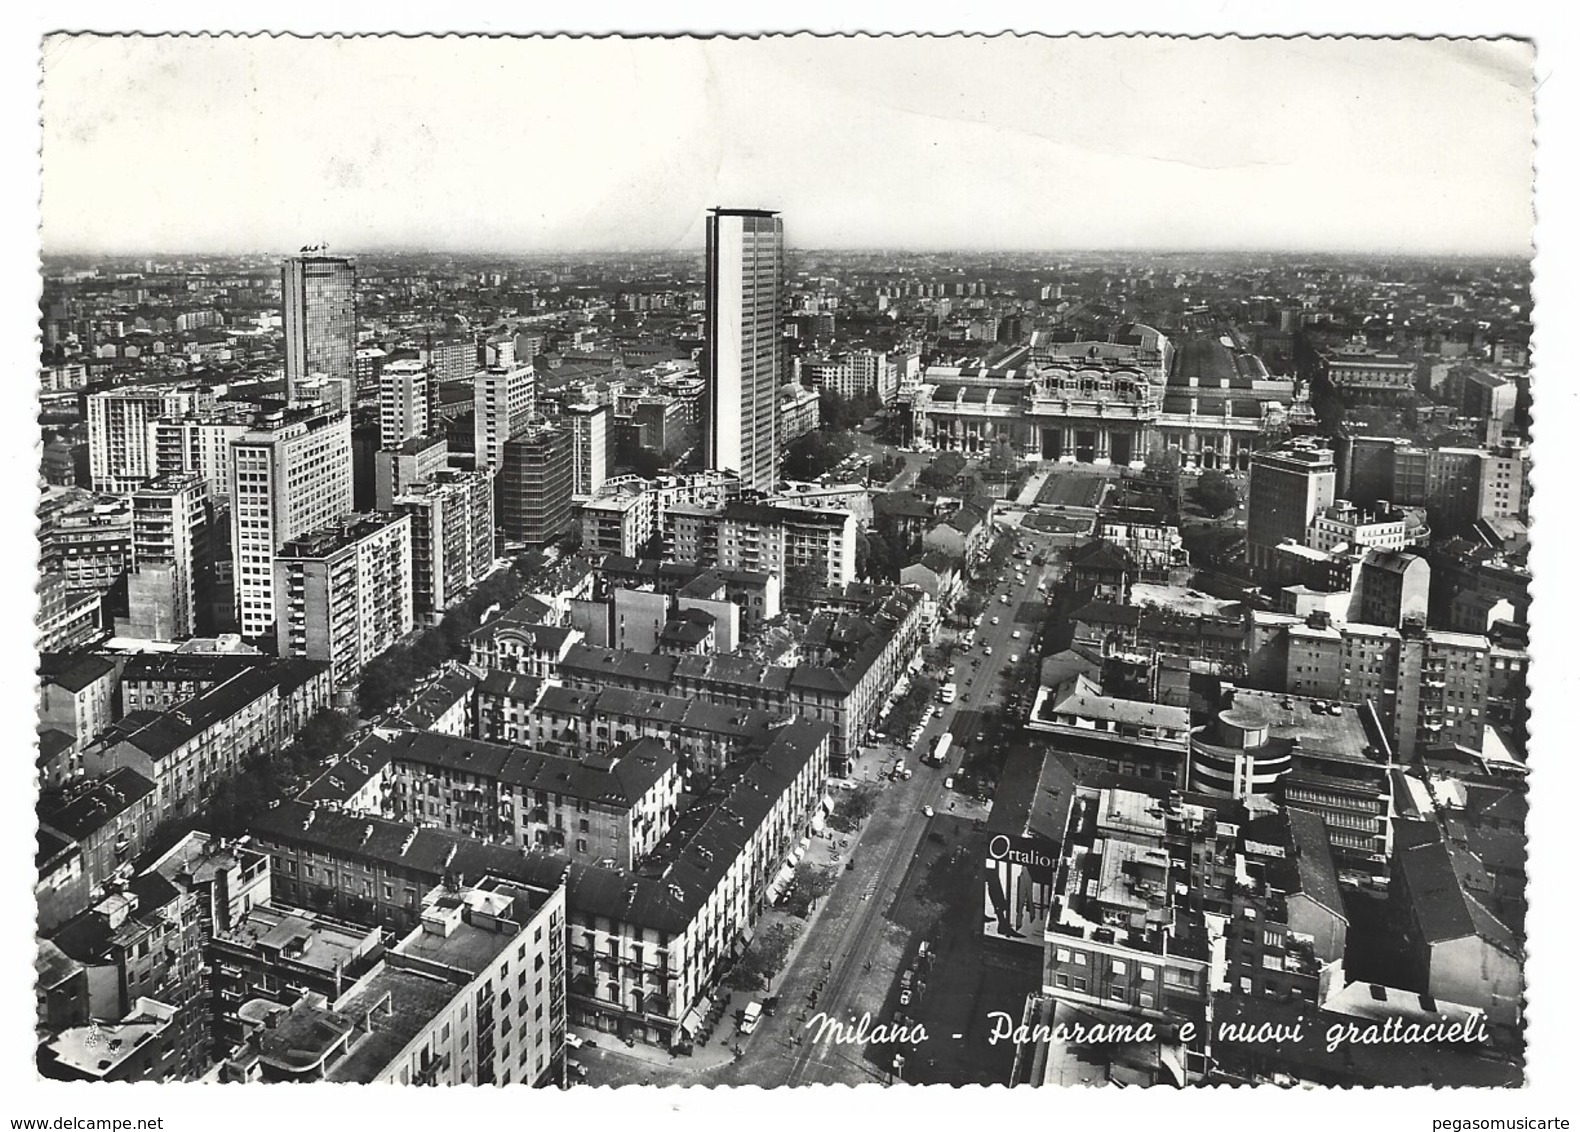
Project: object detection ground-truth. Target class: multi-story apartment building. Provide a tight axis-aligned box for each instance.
[796,348,894,400]
[394,469,494,623]
[373,435,449,512]
[1032,779,1346,1047]
[36,767,159,931]
[87,383,215,493]
[117,652,267,715]
[1247,440,1337,581]
[378,358,435,449]
[208,902,386,1060]
[419,339,473,386]
[1186,686,1391,872]
[81,660,331,822]
[39,494,133,596]
[555,584,925,772]
[1281,616,1491,760]
[274,512,414,689]
[667,499,858,588]
[380,731,682,869]
[1389,444,1529,531]
[1306,500,1415,555]
[473,365,535,474]
[580,482,656,558]
[42,864,213,1080]
[1355,549,1430,628]
[508,683,778,778]
[36,576,105,654]
[218,875,567,1087]
[250,718,829,1049]
[229,408,354,640]
[38,651,120,752]
[118,473,210,640]
[562,402,610,499]
[704,208,783,493]
[147,405,254,504]
[281,254,357,404]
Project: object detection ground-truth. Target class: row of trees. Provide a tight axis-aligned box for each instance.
[783,429,857,481]
[727,920,803,991]
[357,558,538,717]
[817,388,884,433]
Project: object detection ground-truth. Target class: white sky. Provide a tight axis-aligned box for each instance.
[40,34,1534,256]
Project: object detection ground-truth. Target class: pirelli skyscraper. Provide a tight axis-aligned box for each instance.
[704,208,783,493]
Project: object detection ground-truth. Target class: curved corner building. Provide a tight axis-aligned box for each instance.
[1187,705,1292,802]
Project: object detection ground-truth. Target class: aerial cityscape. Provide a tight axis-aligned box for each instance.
[30,34,1535,1095]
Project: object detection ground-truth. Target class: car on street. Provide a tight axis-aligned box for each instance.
[1010,654,1019,664]
[740,1002,764,1035]
[565,1033,585,1050]
[984,646,992,656]
[990,616,999,625]
[567,1060,588,1081]
[923,805,934,818]
[1011,630,1022,639]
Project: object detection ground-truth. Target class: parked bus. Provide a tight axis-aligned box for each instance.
[939,682,957,704]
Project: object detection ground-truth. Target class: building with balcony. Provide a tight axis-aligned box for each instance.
[274,512,414,689]
[219,875,567,1087]
[380,731,682,870]
[394,469,495,624]
[117,473,211,641]
[81,660,331,823]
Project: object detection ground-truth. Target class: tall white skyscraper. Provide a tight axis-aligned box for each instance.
[229,408,354,639]
[281,254,357,404]
[704,208,784,493]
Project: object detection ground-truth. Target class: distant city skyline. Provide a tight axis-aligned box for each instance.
[41,35,1534,258]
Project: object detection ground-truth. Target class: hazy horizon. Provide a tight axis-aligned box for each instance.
[42,35,1535,259]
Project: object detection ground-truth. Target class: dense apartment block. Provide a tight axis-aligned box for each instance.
[393,468,495,622]
[118,473,211,640]
[373,435,449,512]
[81,659,331,822]
[1280,616,1492,759]
[87,383,215,493]
[562,401,610,498]
[1182,686,1390,877]
[274,512,414,688]
[378,730,682,869]
[668,499,858,588]
[510,682,780,778]
[378,358,436,448]
[250,718,830,1047]
[473,364,535,474]
[218,875,566,1086]
[230,408,354,640]
[556,583,924,771]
